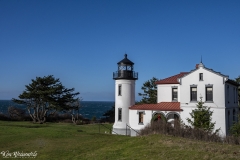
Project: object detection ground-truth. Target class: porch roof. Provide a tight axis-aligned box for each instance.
[129,102,182,111]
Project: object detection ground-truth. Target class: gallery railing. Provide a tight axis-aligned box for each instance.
[113,71,138,80]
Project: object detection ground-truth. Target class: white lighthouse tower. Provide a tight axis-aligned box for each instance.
[112,54,138,135]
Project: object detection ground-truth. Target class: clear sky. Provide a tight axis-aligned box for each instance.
[1,0,240,101]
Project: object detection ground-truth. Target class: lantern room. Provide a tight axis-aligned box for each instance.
[113,54,138,80]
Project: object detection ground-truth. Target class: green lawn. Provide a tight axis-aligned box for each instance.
[0,121,239,160]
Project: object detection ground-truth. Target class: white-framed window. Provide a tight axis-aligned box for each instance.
[118,108,122,121]
[118,84,122,96]
[206,86,213,102]
[139,112,144,124]
[172,87,178,101]
[199,73,203,81]
[190,87,197,101]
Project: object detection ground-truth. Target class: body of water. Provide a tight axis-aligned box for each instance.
[0,100,114,120]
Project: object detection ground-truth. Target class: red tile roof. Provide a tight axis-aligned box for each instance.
[129,102,182,111]
[155,72,189,84]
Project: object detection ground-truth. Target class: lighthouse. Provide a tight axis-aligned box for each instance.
[112,54,138,135]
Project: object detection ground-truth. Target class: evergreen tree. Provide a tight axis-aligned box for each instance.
[12,75,80,124]
[187,97,215,132]
[138,77,158,104]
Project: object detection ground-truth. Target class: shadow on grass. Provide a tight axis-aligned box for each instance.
[0,123,50,128]
[77,129,84,132]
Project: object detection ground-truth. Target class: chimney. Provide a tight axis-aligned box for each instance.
[195,64,199,69]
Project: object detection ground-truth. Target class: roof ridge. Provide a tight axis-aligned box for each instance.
[204,66,228,77]
[160,72,183,81]
[156,72,188,84]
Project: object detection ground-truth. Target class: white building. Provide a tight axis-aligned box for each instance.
[112,55,239,137]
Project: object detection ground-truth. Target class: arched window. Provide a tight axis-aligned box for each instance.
[152,112,166,122]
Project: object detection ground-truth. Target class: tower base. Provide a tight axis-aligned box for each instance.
[129,129,140,137]
[112,127,140,136]
[112,127,130,136]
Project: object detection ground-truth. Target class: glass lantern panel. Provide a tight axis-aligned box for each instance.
[127,65,132,71]
[118,65,126,70]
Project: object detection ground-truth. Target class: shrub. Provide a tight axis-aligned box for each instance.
[140,120,222,143]
[225,135,240,145]
[8,106,26,121]
[0,113,10,121]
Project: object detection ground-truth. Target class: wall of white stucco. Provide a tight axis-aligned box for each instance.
[179,66,239,136]
[157,84,180,102]
[180,67,226,107]
[180,105,227,136]
[129,110,152,131]
[129,110,181,136]
[113,80,135,130]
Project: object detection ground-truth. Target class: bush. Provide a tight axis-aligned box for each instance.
[140,120,222,143]
[0,113,10,121]
[225,135,240,145]
[8,106,26,121]
[140,120,240,145]
[47,113,72,122]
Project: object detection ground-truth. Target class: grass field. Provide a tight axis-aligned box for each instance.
[0,121,240,160]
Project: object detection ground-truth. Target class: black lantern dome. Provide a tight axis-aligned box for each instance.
[113,54,138,80]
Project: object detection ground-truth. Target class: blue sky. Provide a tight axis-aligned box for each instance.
[1,0,240,101]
